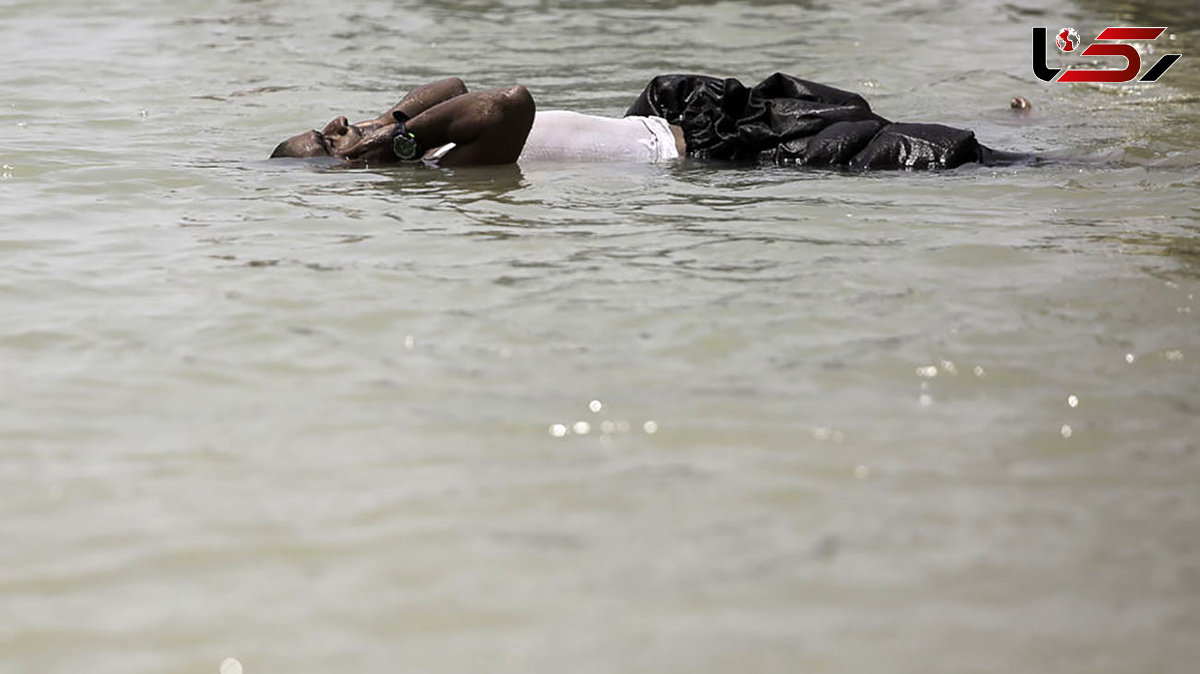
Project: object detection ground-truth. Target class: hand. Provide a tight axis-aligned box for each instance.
[336,122,399,164]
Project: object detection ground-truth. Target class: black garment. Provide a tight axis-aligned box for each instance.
[625,73,1025,170]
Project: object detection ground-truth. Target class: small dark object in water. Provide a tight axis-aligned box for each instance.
[1010,96,1032,111]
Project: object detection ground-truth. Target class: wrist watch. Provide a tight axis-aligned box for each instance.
[390,121,422,160]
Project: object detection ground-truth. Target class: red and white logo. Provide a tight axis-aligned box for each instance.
[1055,27,1080,53]
[1033,26,1182,83]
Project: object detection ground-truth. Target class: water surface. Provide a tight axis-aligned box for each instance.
[2,1,1199,673]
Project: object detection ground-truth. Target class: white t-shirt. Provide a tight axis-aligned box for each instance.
[520,111,680,162]
[424,111,680,164]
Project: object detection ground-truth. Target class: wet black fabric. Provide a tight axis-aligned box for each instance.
[625,72,1021,170]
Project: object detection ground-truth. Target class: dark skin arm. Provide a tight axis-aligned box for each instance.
[375,77,469,125]
[339,84,535,166]
[407,85,534,166]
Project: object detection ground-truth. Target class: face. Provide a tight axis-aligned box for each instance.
[270,115,395,162]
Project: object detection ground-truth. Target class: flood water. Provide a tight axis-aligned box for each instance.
[2,1,1199,673]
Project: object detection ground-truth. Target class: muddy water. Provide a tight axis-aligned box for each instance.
[2,1,1198,673]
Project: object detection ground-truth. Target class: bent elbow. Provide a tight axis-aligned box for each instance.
[501,84,535,114]
[495,84,535,131]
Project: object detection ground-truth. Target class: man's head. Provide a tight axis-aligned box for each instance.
[270,129,330,158]
[270,115,396,163]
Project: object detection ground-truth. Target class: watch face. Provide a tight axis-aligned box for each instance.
[393,132,419,160]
